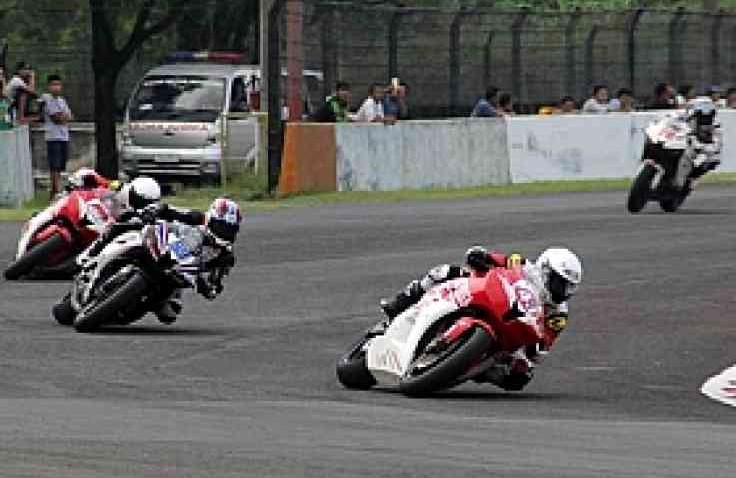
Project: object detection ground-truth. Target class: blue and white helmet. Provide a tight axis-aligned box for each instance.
[206,197,242,243]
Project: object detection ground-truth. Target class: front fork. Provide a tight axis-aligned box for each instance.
[642,159,666,190]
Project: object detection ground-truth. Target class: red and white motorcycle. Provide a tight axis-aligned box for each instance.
[4,188,115,280]
[336,266,563,396]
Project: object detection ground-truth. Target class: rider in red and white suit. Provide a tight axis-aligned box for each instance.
[380,246,583,391]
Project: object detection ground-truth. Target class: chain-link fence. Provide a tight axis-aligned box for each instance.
[279,2,736,116]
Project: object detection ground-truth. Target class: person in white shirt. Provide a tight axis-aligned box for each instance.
[3,62,36,121]
[355,83,385,122]
[581,85,611,114]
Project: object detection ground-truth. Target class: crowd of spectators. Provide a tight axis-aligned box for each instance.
[313,79,410,124]
[306,77,736,124]
[467,81,736,117]
[2,61,73,197]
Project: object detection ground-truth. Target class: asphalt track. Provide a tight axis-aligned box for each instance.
[1,186,735,477]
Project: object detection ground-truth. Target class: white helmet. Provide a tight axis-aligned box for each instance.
[128,176,161,210]
[535,247,583,303]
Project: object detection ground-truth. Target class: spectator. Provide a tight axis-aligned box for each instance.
[41,74,73,199]
[557,95,577,114]
[582,85,611,113]
[3,61,37,122]
[611,88,636,112]
[726,87,736,109]
[650,82,675,109]
[471,85,499,117]
[312,81,352,122]
[355,83,385,122]
[675,84,695,106]
[0,66,6,98]
[0,89,10,130]
[383,81,410,121]
[707,85,726,108]
[497,92,514,116]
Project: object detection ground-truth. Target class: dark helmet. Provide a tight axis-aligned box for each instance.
[464,245,492,272]
[687,98,717,143]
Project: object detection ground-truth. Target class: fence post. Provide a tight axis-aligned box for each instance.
[483,30,494,88]
[267,0,285,193]
[564,8,581,98]
[388,10,404,79]
[0,39,6,73]
[668,7,686,87]
[584,24,599,95]
[626,8,644,92]
[511,8,530,105]
[449,9,471,115]
[319,5,337,100]
[711,9,723,85]
[286,0,304,122]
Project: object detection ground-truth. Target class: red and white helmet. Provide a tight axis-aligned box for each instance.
[206,197,242,243]
[69,167,108,190]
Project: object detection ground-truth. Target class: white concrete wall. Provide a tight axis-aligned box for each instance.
[335,119,510,191]
[0,126,34,206]
[334,111,736,191]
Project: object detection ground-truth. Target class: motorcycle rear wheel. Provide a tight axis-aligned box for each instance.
[336,334,377,390]
[4,233,67,280]
[627,164,656,213]
[659,196,684,213]
[398,327,493,397]
[73,271,148,333]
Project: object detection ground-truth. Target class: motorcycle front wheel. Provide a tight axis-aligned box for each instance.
[627,164,656,213]
[4,233,67,280]
[73,271,149,333]
[336,334,378,390]
[398,327,493,397]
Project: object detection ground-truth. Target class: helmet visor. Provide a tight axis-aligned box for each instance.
[548,269,577,303]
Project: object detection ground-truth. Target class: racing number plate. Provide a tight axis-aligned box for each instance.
[170,240,192,260]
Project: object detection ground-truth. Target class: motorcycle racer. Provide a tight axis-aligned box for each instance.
[379,246,582,391]
[79,179,240,324]
[684,98,721,185]
[155,197,242,323]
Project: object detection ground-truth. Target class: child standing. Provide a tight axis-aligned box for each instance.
[41,74,73,199]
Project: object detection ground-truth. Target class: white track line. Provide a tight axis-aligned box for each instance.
[701,364,736,408]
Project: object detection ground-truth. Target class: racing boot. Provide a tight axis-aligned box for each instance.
[155,292,182,325]
[380,279,424,320]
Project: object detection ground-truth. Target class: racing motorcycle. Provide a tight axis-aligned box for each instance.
[4,188,114,280]
[336,267,557,396]
[52,217,219,332]
[627,113,713,213]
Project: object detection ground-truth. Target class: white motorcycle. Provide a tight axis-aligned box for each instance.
[52,217,222,332]
[627,112,717,213]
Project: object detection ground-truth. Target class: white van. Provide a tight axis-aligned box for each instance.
[121,53,323,183]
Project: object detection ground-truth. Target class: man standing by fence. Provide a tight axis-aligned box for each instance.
[41,74,73,199]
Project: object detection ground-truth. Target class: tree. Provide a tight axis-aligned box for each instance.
[175,0,259,62]
[90,0,187,178]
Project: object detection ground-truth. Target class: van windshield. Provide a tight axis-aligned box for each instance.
[129,75,225,121]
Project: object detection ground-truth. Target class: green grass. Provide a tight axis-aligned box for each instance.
[2,173,735,222]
